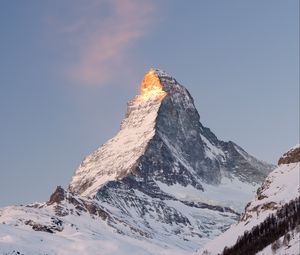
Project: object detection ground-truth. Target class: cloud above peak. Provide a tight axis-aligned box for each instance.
[60,0,156,86]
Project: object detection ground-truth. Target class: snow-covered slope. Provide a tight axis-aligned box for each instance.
[0,195,187,255]
[198,145,300,255]
[256,229,300,255]
[0,68,274,255]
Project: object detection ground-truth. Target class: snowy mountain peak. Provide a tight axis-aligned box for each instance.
[136,68,167,103]
[69,68,273,199]
[0,69,275,255]
[69,68,200,197]
[149,67,175,80]
[135,68,194,110]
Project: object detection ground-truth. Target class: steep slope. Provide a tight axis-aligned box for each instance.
[198,145,300,255]
[69,70,167,196]
[0,68,274,254]
[0,194,185,255]
[70,68,272,206]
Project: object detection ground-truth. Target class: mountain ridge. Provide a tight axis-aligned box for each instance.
[0,68,274,255]
[69,68,273,199]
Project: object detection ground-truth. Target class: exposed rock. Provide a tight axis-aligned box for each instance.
[24,217,63,234]
[278,145,300,165]
[48,186,65,204]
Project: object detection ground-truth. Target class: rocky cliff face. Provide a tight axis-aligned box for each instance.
[0,69,274,255]
[278,144,300,165]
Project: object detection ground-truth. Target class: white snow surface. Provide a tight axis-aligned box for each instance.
[197,161,300,255]
[257,229,300,255]
[0,189,238,255]
[69,97,162,197]
[200,135,225,161]
[0,204,188,255]
[245,162,300,217]
[156,177,258,213]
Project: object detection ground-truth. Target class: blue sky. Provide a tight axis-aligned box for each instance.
[0,0,298,207]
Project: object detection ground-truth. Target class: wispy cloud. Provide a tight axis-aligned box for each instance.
[57,0,156,86]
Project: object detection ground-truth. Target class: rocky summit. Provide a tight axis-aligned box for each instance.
[0,69,274,255]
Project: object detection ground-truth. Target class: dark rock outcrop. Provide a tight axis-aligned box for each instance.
[48,186,65,204]
[278,145,300,165]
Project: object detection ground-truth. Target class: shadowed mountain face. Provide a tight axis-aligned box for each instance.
[0,69,274,254]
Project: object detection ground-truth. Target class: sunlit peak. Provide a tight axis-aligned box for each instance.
[137,69,167,102]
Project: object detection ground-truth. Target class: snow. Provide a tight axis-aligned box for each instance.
[69,68,187,197]
[246,162,300,216]
[0,193,236,255]
[158,131,198,176]
[0,68,279,255]
[233,143,273,175]
[257,230,300,255]
[197,161,300,255]
[69,96,163,197]
[201,178,258,212]
[156,177,258,213]
[0,223,187,255]
[0,204,191,255]
[200,135,225,160]
[98,185,238,251]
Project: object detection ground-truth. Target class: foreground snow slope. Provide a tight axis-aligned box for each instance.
[0,201,187,255]
[198,145,300,255]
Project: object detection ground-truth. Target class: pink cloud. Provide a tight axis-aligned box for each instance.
[64,0,155,86]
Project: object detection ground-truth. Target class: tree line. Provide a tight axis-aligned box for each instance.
[222,196,300,255]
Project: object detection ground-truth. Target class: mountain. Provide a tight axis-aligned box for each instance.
[0,68,274,255]
[198,144,300,255]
